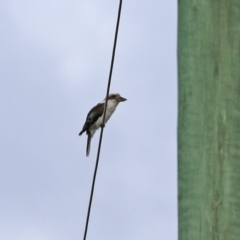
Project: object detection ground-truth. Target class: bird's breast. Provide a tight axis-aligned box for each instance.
[89,102,118,136]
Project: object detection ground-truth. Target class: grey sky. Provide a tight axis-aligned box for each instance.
[1,1,177,239]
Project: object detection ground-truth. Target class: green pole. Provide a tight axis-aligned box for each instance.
[178,1,240,240]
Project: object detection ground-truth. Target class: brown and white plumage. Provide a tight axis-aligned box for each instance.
[79,93,127,156]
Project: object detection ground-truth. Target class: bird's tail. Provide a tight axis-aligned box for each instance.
[86,133,91,156]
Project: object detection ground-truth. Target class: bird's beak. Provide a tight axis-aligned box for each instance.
[118,96,127,102]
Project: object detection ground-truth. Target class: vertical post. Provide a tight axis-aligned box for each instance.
[178,1,240,239]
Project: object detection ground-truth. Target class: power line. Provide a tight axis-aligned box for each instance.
[83,1,123,239]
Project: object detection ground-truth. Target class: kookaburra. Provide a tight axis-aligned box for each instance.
[79,93,127,156]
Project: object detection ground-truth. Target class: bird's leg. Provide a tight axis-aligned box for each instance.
[100,123,105,128]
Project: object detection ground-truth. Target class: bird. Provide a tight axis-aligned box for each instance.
[79,93,127,156]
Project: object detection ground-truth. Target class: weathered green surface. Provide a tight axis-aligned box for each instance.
[178,1,240,240]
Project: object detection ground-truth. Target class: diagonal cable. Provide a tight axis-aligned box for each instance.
[83,1,123,239]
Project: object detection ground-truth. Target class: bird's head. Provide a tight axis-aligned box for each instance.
[106,93,127,103]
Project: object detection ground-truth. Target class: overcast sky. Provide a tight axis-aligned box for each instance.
[1,1,177,239]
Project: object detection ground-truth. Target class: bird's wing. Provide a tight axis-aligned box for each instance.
[79,103,104,135]
[86,103,104,123]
